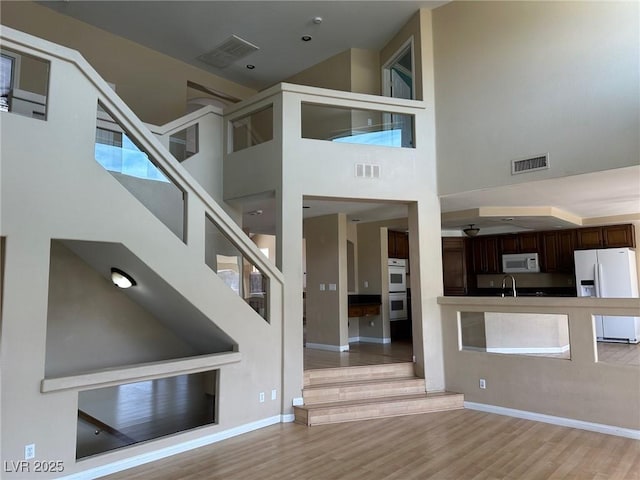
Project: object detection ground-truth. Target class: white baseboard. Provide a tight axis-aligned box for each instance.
[305,342,349,352]
[486,344,570,354]
[281,413,296,423]
[464,401,640,440]
[349,336,391,344]
[61,415,283,480]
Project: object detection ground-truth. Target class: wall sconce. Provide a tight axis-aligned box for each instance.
[111,268,136,289]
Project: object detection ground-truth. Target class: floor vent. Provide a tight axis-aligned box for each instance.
[197,35,259,68]
[355,163,381,179]
[511,154,549,175]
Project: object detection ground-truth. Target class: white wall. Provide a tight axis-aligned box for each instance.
[433,1,640,195]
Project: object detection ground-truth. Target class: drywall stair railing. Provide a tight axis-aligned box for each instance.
[0,25,286,477]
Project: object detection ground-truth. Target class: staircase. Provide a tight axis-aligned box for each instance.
[294,363,464,426]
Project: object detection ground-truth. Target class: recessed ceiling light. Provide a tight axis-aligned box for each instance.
[313,16,323,24]
[303,205,311,209]
[246,64,255,70]
[351,218,361,222]
[501,218,514,222]
[248,209,263,216]
[111,268,136,289]
[301,35,312,42]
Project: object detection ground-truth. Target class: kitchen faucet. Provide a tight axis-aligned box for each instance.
[501,275,517,297]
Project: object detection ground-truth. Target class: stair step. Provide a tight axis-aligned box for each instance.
[294,392,464,426]
[303,377,426,405]
[304,362,415,387]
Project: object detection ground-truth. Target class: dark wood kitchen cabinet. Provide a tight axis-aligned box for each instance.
[603,224,636,248]
[541,230,576,273]
[499,232,540,254]
[388,230,409,259]
[470,236,500,274]
[576,224,635,249]
[442,237,468,295]
[576,227,604,249]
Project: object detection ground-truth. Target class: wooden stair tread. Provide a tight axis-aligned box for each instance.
[304,362,415,386]
[303,375,422,390]
[296,392,462,410]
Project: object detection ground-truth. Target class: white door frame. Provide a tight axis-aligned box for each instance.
[381,36,415,100]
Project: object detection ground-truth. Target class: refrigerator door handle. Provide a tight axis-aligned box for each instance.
[596,263,604,298]
[594,263,601,297]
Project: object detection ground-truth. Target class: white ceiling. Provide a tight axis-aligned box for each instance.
[42,0,447,90]
[43,1,640,234]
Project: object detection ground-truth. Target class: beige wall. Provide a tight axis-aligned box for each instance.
[286,49,352,92]
[304,214,349,349]
[0,1,256,124]
[440,296,640,430]
[46,242,199,377]
[286,48,380,96]
[433,1,640,195]
[350,49,381,95]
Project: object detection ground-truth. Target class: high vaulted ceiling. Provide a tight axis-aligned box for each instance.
[42,0,447,90]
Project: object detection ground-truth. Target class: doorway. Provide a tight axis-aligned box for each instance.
[382,38,415,148]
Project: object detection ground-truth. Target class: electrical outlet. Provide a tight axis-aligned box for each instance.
[479,379,486,389]
[364,281,368,288]
[489,281,494,287]
[25,444,35,460]
[259,392,265,403]
[319,283,325,291]
[271,389,277,400]
[329,283,336,291]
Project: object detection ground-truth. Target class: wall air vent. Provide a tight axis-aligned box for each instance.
[511,154,549,175]
[355,163,381,179]
[197,35,259,69]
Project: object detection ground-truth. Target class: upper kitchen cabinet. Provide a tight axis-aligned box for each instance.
[499,232,540,254]
[575,227,604,249]
[541,230,576,273]
[576,224,636,249]
[603,224,636,248]
[442,237,468,295]
[470,236,500,274]
[388,230,409,259]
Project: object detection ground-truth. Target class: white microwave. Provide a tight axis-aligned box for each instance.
[502,253,540,273]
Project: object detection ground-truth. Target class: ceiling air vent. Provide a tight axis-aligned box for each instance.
[197,35,259,69]
[511,154,549,175]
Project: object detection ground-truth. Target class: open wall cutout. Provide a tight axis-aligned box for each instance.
[46,240,235,378]
[77,370,217,459]
[460,311,570,359]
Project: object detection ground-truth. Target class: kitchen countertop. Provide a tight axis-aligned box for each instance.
[438,296,640,310]
[348,294,382,306]
[468,287,576,297]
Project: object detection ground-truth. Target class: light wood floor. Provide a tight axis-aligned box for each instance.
[304,340,413,370]
[598,341,640,367]
[104,409,640,480]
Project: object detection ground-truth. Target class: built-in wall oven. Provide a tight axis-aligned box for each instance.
[388,258,408,321]
[389,292,408,321]
[388,258,407,292]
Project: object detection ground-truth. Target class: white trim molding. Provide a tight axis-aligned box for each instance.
[465,402,640,440]
[358,336,391,344]
[60,416,283,480]
[305,342,349,352]
[486,344,570,355]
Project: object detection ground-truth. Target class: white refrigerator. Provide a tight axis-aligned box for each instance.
[574,248,640,343]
